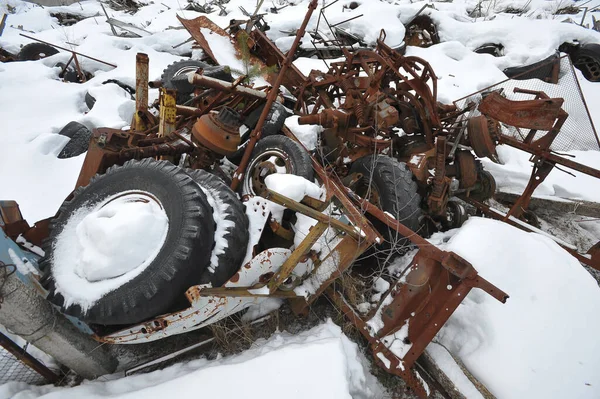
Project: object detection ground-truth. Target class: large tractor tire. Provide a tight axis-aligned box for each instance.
[40,159,215,325]
[350,155,422,251]
[183,169,249,287]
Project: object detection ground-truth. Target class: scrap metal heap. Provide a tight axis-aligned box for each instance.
[4,1,600,397]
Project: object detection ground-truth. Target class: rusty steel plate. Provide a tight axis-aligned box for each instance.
[478,91,564,131]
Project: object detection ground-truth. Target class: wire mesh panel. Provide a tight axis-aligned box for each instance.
[0,343,48,385]
[453,55,600,152]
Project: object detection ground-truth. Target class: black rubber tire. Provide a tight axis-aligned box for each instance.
[57,121,92,159]
[40,159,215,325]
[503,52,560,81]
[350,155,422,250]
[474,43,503,57]
[572,43,600,82]
[228,102,291,165]
[18,43,58,61]
[183,169,249,287]
[86,79,136,110]
[242,135,314,196]
[161,60,233,104]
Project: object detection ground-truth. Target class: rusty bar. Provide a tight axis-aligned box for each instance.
[0,331,59,383]
[230,0,319,191]
[134,53,149,132]
[345,187,434,250]
[18,34,117,68]
[194,285,300,298]
[281,126,383,244]
[499,135,600,178]
[268,222,328,293]
[188,73,270,100]
[0,14,7,37]
[264,189,361,239]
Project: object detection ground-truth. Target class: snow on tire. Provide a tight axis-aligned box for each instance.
[39,159,215,325]
[242,135,314,197]
[183,169,249,287]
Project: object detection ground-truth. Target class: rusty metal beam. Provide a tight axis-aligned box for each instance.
[0,331,59,383]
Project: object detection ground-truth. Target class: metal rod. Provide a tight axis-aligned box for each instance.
[0,332,59,383]
[0,13,7,37]
[188,73,271,100]
[18,34,117,68]
[329,14,363,28]
[230,0,319,191]
[133,53,149,132]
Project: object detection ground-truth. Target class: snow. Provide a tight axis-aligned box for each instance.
[285,115,322,151]
[2,320,383,399]
[432,217,600,399]
[426,343,484,399]
[197,185,235,276]
[483,145,600,202]
[51,191,169,310]
[264,173,324,223]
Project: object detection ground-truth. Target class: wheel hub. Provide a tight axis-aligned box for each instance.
[246,150,292,196]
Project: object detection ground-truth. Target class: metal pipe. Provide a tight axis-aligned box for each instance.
[188,74,270,100]
[18,34,117,67]
[230,0,319,191]
[133,53,149,132]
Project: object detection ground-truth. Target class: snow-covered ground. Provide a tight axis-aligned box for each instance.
[1,0,600,397]
[0,321,385,399]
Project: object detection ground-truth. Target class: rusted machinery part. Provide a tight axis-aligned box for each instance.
[192,107,242,156]
[455,150,478,188]
[467,115,499,161]
[469,170,496,202]
[404,15,440,48]
[478,91,564,131]
[445,199,469,229]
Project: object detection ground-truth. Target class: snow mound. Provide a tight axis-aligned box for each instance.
[433,217,600,399]
[1,320,383,399]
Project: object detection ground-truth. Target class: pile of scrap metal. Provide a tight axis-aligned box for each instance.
[2,1,600,397]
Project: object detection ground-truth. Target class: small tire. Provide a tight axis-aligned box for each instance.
[18,43,58,61]
[161,60,233,104]
[86,79,136,110]
[40,159,215,325]
[572,43,600,82]
[57,121,92,159]
[228,103,291,165]
[350,155,422,250]
[503,52,560,82]
[242,135,314,196]
[183,169,249,287]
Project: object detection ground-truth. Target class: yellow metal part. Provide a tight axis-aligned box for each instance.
[267,221,328,294]
[158,88,177,137]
